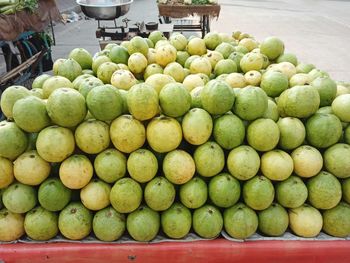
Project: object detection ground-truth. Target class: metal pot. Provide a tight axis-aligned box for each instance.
[76,0,133,20]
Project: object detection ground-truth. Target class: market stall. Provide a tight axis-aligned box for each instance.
[0,1,350,262]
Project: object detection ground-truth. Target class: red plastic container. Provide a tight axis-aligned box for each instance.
[1,239,350,263]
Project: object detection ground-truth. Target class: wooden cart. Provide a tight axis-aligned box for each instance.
[0,0,61,78]
[158,4,220,37]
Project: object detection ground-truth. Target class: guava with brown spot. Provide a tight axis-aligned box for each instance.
[75,119,110,154]
[247,118,280,152]
[58,202,92,240]
[291,145,323,178]
[147,116,182,153]
[159,82,191,118]
[182,108,212,146]
[163,150,195,185]
[190,86,204,109]
[0,156,14,188]
[322,202,350,237]
[110,178,142,213]
[86,84,123,121]
[14,150,50,186]
[93,206,126,241]
[193,205,223,239]
[46,88,87,128]
[307,171,342,210]
[277,85,320,118]
[227,145,260,181]
[77,77,104,98]
[24,206,58,241]
[0,85,30,118]
[127,205,160,242]
[305,113,342,149]
[205,51,224,69]
[94,149,126,183]
[0,208,24,241]
[277,117,305,150]
[209,173,241,208]
[59,154,93,190]
[0,121,28,160]
[161,203,191,239]
[144,63,163,80]
[127,36,149,56]
[243,176,274,211]
[32,74,51,89]
[213,113,245,150]
[224,203,258,239]
[38,178,72,212]
[179,177,207,209]
[128,53,148,74]
[261,150,293,181]
[36,125,75,163]
[96,62,119,84]
[200,80,235,115]
[233,86,268,121]
[155,44,177,67]
[69,48,93,69]
[240,52,264,73]
[275,175,308,208]
[110,69,137,90]
[127,83,159,121]
[187,37,207,56]
[127,149,158,183]
[324,143,350,179]
[80,179,111,211]
[194,141,225,177]
[55,58,82,82]
[2,183,37,213]
[260,36,284,60]
[13,96,51,133]
[110,115,146,153]
[311,76,337,107]
[145,177,175,211]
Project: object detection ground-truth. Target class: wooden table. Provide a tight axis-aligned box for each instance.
[158,4,220,37]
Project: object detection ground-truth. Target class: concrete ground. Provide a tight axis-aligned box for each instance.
[1,0,350,81]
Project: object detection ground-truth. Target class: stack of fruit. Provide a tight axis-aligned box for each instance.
[0,30,350,243]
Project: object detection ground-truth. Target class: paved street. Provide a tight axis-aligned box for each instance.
[2,0,350,81]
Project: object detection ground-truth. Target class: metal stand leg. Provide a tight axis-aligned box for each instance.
[206,15,210,33]
[49,13,56,45]
[201,15,206,38]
